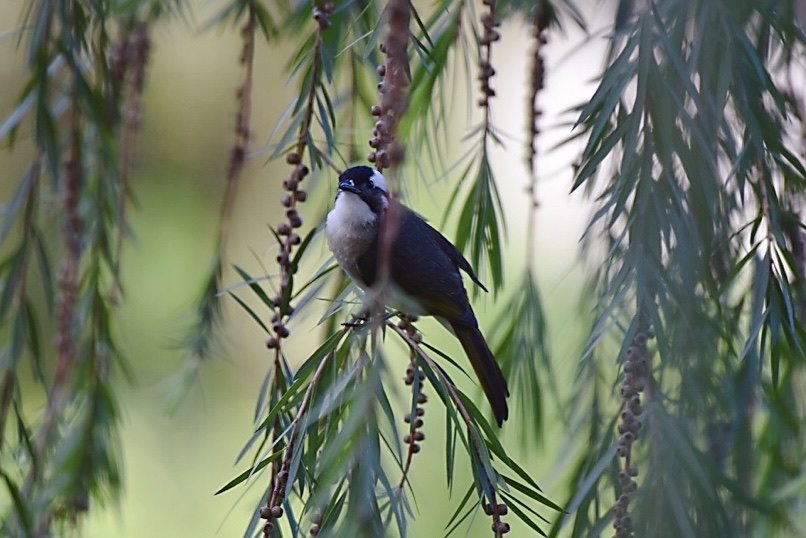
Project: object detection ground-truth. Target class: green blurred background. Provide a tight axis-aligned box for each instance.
[0,1,609,535]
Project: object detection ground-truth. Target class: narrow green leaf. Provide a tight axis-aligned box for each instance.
[215,451,282,495]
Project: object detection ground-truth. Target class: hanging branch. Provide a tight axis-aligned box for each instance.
[0,1,158,532]
[56,87,83,396]
[387,321,510,537]
[180,4,257,371]
[395,314,427,491]
[613,322,651,538]
[372,0,420,490]
[478,0,500,147]
[526,2,550,184]
[119,22,151,227]
[368,0,411,294]
[259,327,348,535]
[223,6,256,236]
[445,0,506,293]
[112,18,151,295]
[30,81,84,494]
[368,0,410,175]
[260,2,333,535]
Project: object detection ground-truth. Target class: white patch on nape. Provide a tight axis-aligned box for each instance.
[370,170,388,193]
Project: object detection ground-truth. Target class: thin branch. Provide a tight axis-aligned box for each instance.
[525,3,550,268]
[478,0,500,148]
[387,322,510,537]
[260,327,348,534]
[367,0,411,319]
[222,7,256,239]
[368,0,410,174]
[113,18,151,294]
[23,69,84,517]
[395,315,426,492]
[262,6,334,533]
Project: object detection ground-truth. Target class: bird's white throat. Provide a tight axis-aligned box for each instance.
[326,192,378,286]
[327,191,377,233]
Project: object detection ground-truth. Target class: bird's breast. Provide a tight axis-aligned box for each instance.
[326,229,373,287]
[326,194,378,288]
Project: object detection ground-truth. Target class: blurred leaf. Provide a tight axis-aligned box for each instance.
[216,451,283,495]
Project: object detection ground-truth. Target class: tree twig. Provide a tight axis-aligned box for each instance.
[260,327,349,535]
[395,315,426,491]
[387,321,509,536]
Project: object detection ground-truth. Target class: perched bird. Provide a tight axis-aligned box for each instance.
[325,165,509,425]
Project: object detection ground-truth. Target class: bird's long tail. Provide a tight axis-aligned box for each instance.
[451,323,509,426]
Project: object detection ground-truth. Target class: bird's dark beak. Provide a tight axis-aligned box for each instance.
[338,180,361,195]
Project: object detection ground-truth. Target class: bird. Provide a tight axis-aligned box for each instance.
[325,165,509,426]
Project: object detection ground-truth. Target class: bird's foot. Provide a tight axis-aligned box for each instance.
[342,312,369,328]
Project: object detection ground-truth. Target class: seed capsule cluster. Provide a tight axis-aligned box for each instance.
[260,466,292,536]
[368,0,410,172]
[264,152,308,352]
[399,315,426,455]
[527,4,550,173]
[484,503,511,534]
[312,0,334,29]
[368,59,394,169]
[261,4,334,536]
[477,0,501,109]
[613,328,653,538]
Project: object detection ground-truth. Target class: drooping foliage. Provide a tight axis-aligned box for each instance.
[1,0,805,537]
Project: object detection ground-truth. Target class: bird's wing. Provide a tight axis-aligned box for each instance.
[355,206,509,425]
[414,214,489,293]
[356,207,476,322]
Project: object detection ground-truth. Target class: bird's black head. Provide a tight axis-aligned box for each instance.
[337,166,389,214]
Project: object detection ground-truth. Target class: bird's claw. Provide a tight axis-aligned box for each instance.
[342,312,369,328]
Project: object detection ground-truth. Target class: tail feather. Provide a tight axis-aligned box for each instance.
[451,323,509,426]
